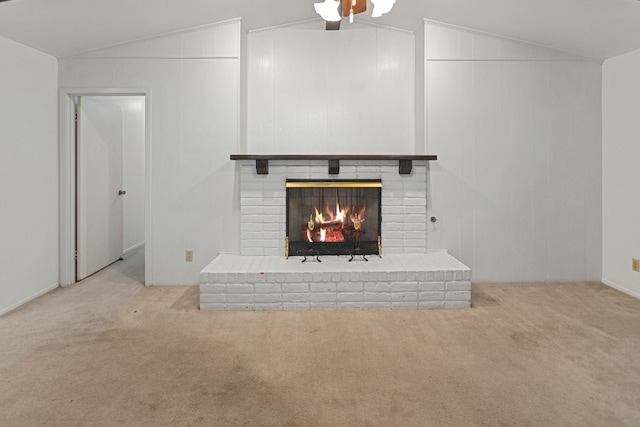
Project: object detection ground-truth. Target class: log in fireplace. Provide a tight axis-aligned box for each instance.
[286,179,382,261]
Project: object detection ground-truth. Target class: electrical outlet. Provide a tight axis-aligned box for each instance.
[633,258,640,272]
[186,250,193,262]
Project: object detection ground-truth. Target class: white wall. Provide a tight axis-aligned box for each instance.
[602,48,640,298]
[247,20,415,154]
[59,20,243,285]
[424,22,602,282]
[0,37,59,315]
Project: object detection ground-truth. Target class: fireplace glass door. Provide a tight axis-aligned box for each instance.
[286,180,381,258]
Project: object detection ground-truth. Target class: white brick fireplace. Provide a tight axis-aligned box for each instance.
[200,157,472,311]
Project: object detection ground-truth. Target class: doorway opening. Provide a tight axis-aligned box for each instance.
[74,95,146,283]
[59,88,151,287]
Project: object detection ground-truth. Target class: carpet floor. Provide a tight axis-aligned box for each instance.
[1,251,640,426]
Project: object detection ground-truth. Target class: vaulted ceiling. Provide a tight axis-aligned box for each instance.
[0,0,639,61]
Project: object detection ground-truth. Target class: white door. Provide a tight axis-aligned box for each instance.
[76,96,124,281]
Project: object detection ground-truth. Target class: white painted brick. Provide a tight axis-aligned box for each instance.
[463,270,472,280]
[338,302,364,310]
[434,271,444,281]
[283,283,308,292]
[241,206,264,215]
[227,273,237,283]
[226,284,254,293]
[243,215,265,223]
[247,273,265,283]
[331,272,342,282]
[241,248,264,256]
[284,273,304,283]
[365,283,391,292]
[337,283,363,292]
[303,273,314,282]
[313,272,324,282]
[283,303,310,311]
[200,303,226,311]
[382,222,403,231]
[419,292,445,301]
[310,293,336,302]
[200,294,226,303]
[200,284,225,293]
[226,304,255,311]
[444,270,454,281]
[404,206,426,214]
[419,282,445,291]
[310,283,336,292]
[255,303,283,311]
[424,271,436,281]
[446,281,471,291]
[283,293,309,303]
[396,272,408,281]
[275,273,287,283]
[405,271,417,281]
[364,302,391,310]
[263,223,284,232]
[419,301,445,310]
[242,197,265,206]
[392,292,417,301]
[446,291,471,301]
[255,293,282,303]
[445,301,471,309]
[322,272,333,282]
[364,292,391,302]
[392,282,417,292]
[310,302,337,310]
[216,273,228,283]
[404,222,426,231]
[392,302,418,310]
[337,292,363,302]
[226,294,254,303]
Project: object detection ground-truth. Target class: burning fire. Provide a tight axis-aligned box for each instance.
[306,202,366,243]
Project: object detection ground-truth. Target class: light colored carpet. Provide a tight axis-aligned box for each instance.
[1,251,640,426]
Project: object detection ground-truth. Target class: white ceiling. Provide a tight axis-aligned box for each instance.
[0,0,639,61]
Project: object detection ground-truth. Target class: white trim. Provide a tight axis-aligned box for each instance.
[602,279,640,300]
[59,88,153,287]
[123,241,145,256]
[0,283,59,317]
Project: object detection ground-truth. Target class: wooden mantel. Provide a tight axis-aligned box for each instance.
[230,154,437,175]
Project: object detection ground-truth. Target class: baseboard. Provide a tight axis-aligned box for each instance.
[602,279,640,300]
[0,283,60,317]
[123,241,145,256]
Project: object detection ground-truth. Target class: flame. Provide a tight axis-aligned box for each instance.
[306,202,365,243]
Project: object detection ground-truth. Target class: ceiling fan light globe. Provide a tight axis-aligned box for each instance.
[371,0,396,18]
[314,0,342,22]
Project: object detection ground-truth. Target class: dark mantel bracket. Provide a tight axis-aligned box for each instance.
[230,154,438,175]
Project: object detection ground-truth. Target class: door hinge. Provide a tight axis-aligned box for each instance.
[74,112,78,122]
[74,250,78,260]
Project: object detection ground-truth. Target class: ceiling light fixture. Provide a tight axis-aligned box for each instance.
[314,0,396,24]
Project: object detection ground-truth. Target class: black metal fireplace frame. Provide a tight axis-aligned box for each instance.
[285,179,382,260]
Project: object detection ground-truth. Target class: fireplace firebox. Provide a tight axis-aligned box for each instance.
[286,179,382,261]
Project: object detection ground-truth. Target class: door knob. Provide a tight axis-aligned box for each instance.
[118,190,127,195]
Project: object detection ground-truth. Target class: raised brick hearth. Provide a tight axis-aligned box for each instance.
[200,252,471,311]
